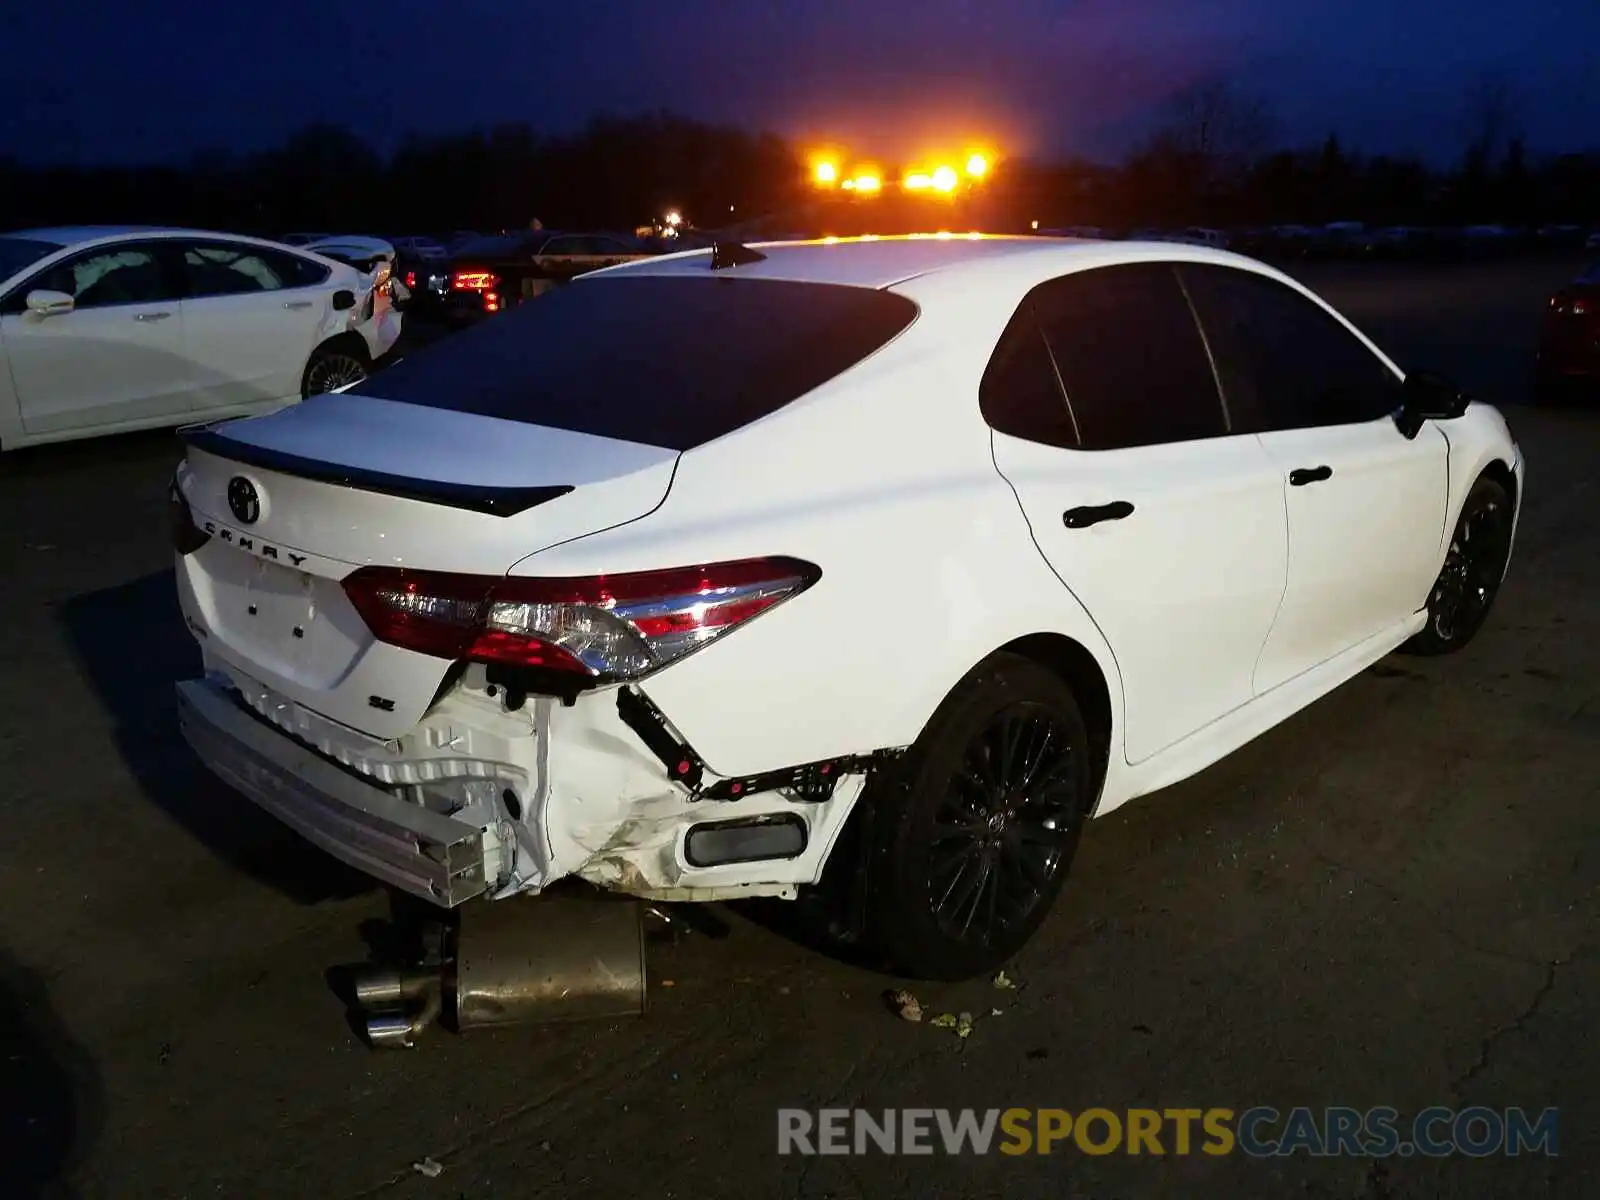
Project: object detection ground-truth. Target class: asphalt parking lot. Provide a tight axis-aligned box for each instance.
[1,256,1596,1200]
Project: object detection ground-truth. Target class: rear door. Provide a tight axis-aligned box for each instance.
[1179,263,1448,693]
[986,263,1289,764]
[177,240,333,410]
[0,239,190,435]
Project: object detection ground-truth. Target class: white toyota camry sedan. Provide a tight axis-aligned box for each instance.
[0,226,402,451]
[170,235,1523,980]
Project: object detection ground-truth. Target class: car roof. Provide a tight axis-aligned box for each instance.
[7,225,314,251]
[589,233,1265,290]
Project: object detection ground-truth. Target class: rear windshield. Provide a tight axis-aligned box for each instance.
[354,275,919,450]
[0,236,64,282]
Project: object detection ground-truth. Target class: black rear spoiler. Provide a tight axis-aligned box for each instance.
[179,426,573,518]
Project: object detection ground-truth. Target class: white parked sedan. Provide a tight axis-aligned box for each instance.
[0,226,402,450]
[170,235,1523,980]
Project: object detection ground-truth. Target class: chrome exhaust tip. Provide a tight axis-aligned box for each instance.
[366,1013,421,1049]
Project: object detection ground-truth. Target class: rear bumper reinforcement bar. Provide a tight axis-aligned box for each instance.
[176,678,492,905]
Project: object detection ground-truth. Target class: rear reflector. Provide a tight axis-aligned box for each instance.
[341,557,821,682]
[684,814,807,868]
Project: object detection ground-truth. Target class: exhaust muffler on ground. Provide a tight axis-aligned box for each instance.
[350,895,648,1047]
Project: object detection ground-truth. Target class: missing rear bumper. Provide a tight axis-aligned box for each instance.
[176,678,508,906]
[615,685,900,803]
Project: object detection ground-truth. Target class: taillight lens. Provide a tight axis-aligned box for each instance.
[169,479,210,555]
[404,270,417,288]
[452,269,499,291]
[341,557,821,681]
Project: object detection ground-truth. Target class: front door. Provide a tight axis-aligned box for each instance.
[1179,263,1450,694]
[0,240,189,436]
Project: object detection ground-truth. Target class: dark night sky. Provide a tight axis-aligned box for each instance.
[3,1,1596,165]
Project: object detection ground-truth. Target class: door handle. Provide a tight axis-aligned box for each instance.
[134,311,173,321]
[1289,465,1334,486]
[1063,500,1135,529]
[283,300,314,310]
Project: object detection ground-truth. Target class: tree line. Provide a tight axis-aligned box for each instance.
[0,89,1595,237]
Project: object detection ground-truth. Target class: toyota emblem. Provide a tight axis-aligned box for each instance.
[227,476,261,525]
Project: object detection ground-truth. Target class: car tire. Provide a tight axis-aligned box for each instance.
[301,341,370,399]
[863,653,1096,981]
[1400,475,1514,657]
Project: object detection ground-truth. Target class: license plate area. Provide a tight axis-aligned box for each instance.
[196,546,371,688]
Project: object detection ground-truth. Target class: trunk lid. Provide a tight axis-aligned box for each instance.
[175,391,678,736]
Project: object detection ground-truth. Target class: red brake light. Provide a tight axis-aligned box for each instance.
[452,270,499,291]
[484,291,501,313]
[404,270,417,288]
[341,558,821,682]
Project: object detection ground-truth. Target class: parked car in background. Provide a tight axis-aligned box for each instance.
[301,235,396,275]
[280,232,334,247]
[409,229,658,325]
[390,236,449,262]
[171,235,1521,980]
[0,225,402,449]
[1536,258,1600,402]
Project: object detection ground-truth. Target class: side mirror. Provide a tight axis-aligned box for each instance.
[1395,370,1469,439]
[331,289,357,312]
[25,289,74,317]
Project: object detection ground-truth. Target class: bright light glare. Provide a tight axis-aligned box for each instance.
[966,154,988,177]
[664,210,682,226]
[1031,219,1040,230]
[931,166,958,192]
[904,172,932,190]
[852,174,882,193]
[841,179,855,190]
[814,161,838,184]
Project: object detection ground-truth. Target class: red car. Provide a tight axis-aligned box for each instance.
[1537,260,1600,401]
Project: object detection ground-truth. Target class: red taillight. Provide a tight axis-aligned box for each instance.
[452,269,499,291]
[170,480,210,556]
[404,270,417,288]
[340,557,821,682]
[483,290,501,313]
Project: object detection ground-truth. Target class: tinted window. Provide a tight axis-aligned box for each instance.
[1179,264,1401,432]
[349,276,918,451]
[182,242,327,296]
[28,243,180,310]
[0,236,63,284]
[1029,263,1227,450]
[979,301,1077,448]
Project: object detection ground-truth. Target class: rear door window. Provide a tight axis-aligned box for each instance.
[1029,263,1228,449]
[350,275,919,451]
[180,242,330,297]
[1179,263,1402,432]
